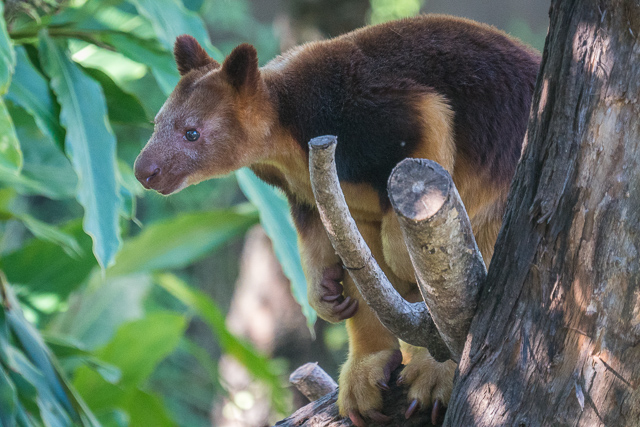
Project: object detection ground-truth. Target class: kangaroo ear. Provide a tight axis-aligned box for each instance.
[174,35,219,75]
[222,44,259,91]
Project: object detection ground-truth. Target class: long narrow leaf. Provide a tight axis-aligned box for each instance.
[0,2,22,176]
[107,209,258,277]
[0,220,96,298]
[100,32,179,95]
[0,364,17,426]
[130,0,222,61]
[7,47,65,148]
[1,280,99,426]
[0,99,22,174]
[236,169,316,329]
[155,273,288,414]
[39,32,122,269]
[0,2,15,94]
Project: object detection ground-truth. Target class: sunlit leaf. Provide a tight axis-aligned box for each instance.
[0,99,22,174]
[107,209,258,277]
[7,47,65,148]
[130,0,223,61]
[0,2,16,94]
[100,32,179,95]
[79,65,149,125]
[0,2,22,176]
[1,104,76,199]
[236,168,316,329]
[155,273,288,414]
[39,32,122,269]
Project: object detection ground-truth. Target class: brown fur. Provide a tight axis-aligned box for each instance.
[134,14,540,419]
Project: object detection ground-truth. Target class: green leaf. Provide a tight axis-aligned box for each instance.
[107,209,258,277]
[130,0,223,61]
[7,47,65,149]
[39,32,122,269]
[155,273,288,413]
[1,283,98,427]
[47,273,152,350]
[73,312,186,411]
[99,32,179,95]
[236,168,316,329]
[0,2,16,95]
[79,65,149,125]
[0,365,17,427]
[0,2,22,177]
[0,99,22,174]
[17,214,83,258]
[5,305,74,417]
[117,159,143,220]
[0,220,96,298]
[6,103,76,199]
[124,389,173,427]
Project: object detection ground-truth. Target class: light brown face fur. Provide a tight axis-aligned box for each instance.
[134,38,275,195]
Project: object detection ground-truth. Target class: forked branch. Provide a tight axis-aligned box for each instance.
[309,136,486,362]
[308,135,450,361]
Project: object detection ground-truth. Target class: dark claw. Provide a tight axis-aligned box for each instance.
[405,399,419,419]
[377,380,390,391]
[349,410,366,427]
[396,375,405,385]
[333,296,353,312]
[431,399,446,426]
[366,409,392,424]
[338,299,359,320]
[383,349,403,384]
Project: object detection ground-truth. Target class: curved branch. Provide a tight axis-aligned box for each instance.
[308,135,451,361]
[388,159,486,361]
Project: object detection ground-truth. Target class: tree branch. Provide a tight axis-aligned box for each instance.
[290,362,338,402]
[276,364,436,426]
[308,135,451,361]
[388,159,486,361]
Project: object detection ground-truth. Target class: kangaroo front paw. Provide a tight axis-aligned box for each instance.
[338,349,402,426]
[397,349,456,425]
[311,264,359,322]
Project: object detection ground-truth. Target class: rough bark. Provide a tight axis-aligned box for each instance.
[308,135,451,361]
[388,159,486,361]
[446,0,640,425]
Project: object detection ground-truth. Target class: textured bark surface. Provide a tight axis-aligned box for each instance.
[389,159,486,361]
[308,135,451,360]
[446,0,640,425]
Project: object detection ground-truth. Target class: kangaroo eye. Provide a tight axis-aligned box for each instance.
[185,129,200,141]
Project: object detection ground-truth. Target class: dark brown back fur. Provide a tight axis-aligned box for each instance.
[263,15,540,197]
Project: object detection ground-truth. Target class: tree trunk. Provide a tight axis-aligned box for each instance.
[446,0,640,425]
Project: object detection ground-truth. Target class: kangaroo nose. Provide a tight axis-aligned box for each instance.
[134,157,162,189]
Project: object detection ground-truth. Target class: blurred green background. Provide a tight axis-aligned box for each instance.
[0,0,547,425]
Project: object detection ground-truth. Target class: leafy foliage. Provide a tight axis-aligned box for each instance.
[0,0,307,425]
